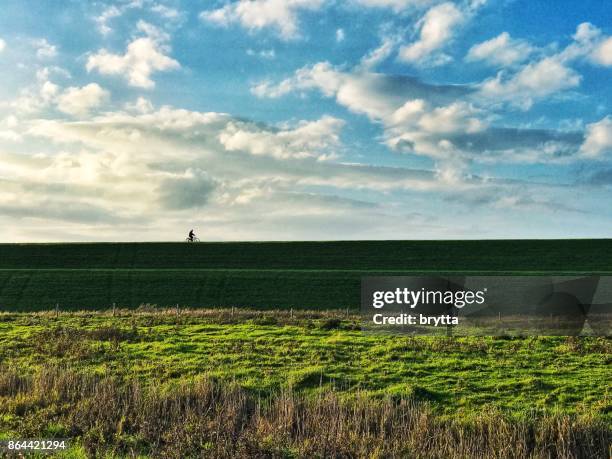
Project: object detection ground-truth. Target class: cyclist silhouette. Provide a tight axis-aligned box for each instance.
[188,229,196,242]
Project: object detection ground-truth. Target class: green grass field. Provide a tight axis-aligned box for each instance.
[0,310,610,457]
[2,240,612,310]
[1,311,609,417]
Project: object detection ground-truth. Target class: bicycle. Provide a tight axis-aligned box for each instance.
[185,237,200,243]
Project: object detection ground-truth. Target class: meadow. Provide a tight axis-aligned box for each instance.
[0,309,610,457]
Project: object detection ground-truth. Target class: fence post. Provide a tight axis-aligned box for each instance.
[176,303,180,317]
[231,306,235,317]
[55,303,59,318]
[290,308,293,318]
[112,302,116,317]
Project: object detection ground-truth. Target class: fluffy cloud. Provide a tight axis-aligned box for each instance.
[466,32,534,67]
[0,115,21,142]
[200,0,325,40]
[56,83,109,117]
[23,106,439,192]
[473,22,612,108]
[571,22,612,67]
[0,99,596,241]
[86,22,180,88]
[592,38,612,66]
[124,96,154,114]
[219,116,344,160]
[5,68,107,119]
[398,2,464,65]
[4,104,472,241]
[581,117,612,157]
[252,63,477,141]
[478,56,581,109]
[35,39,57,59]
[93,0,152,35]
[94,5,122,35]
[252,62,587,164]
[252,62,470,117]
[0,38,5,53]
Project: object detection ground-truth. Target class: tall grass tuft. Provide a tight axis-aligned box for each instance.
[0,366,609,458]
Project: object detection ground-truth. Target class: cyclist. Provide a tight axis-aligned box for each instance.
[188,229,196,242]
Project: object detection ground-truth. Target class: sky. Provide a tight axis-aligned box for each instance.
[0,0,611,242]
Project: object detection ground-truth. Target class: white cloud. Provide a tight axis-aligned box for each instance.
[219,115,345,160]
[417,101,485,134]
[8,75,60,115]
[94,6,122,35]
[246,48,276,59]
[251,61,470,121]
[0,115,21,142]
[124,96,154,114]
[573,22,601,44]
[384,100,487,159]
[478,56,581,109]
[398,2,464,65]
[0,38,5,53]
[336,29,345,43]
[1,100,594,241]
[41,81,60,102]
[86,22,180,88]
[56,83,109,117]
[93,1,148,35]
[14,105,443,234]
[251,62,587,165]
[359,36,397,69]
[5,69,107,118]
[253,62,396,119]
[200,0,325,40]
[466,32,534,67]
[251,62,486,160]
[135,20,170,41]
[24,106,432,196]
[151,4,181,19]
[591,37,612,66]
[472,23,612,109]
[568,22,612,67]
[35,39,57,59]
[354,0,433,11]
[581,116,612,157]
[36,66,71,82]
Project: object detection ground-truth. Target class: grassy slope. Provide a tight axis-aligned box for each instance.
[2,240,612,270]
[1,240,612,310]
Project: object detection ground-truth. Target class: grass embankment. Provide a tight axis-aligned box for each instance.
[0,310,610,457]
[2,240,612,310]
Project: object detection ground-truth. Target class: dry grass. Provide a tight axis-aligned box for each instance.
[0,367,609,458]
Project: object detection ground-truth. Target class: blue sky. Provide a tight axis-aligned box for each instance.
[0,0,611,241]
